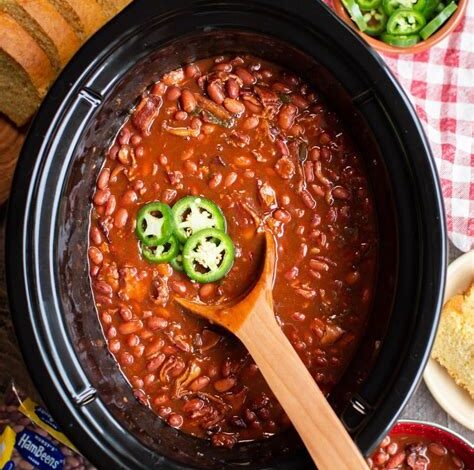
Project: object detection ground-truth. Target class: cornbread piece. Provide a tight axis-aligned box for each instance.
[48,0,107,39]
[0,12,55,125]
[0,0,81,69]
[96,0,131,15]
[432,282,474,399]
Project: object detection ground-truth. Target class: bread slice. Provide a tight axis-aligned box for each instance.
[0,0,58,70]
[17,0,81,66]
[0,12,55,125]
[48,0,107,39]
[95,0,131,15]
[432,282,474,399]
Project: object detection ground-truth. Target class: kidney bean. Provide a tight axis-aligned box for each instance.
[118,320,142,335]
[165,85,181,101]
[209,173,222,189]
[145,339,165,358]
[284,267,299,281]
[97,168,110,190]
[272,82,292,93]
[214,377,237,392]
[278,104,297,130]
[301,190,316,209]
[95,280,113,296]
[120,351,134,366]
[130,134,142,146]
[135,146,145,158]
[146,353,166,372]
[332,186,350,200]
[114,208,129,228]
[101,312,112,324]
[108,144,119,160]
[235,156,253,167]
[166,412,184,428]
[273,209,291,223]
[207,82,225,104]
[224,98,245,115]
[199,283,217,300]
[291,94,309,109]
[184,63,199,78]
[170,280,187,295]
[118,127,130,146]
[121,189,138,205]
[104,195,116,216]
[309,147,320,161]
[292,312,306,322]
[106,326,117,339]
[386,452,406,468]
[93,189,110,206]
[189,376,210,391]
[88,246,103,265]
[373,451,389,465]
[153,394,168,407]
[158,406,172,418]
[309,259,330,272]
[428,442,447,456]
[183,398,205,413]
[235,67,255,85]
[386,442,398,455]
[174,110,188,121]
[127,334,140,348]
[117,146,131,165]
[117,306,132,321]
[180,89,197,113]
[223,172,237,188]
[304,161,314,183]
[226,78,240,99]
[90,226,102,245]
[147,316,168,331]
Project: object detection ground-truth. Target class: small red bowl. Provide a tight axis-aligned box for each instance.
[386,420,474,466]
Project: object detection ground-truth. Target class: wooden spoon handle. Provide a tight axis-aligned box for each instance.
[238,296,368,470]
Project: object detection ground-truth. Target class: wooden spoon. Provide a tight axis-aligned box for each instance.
[175,229,368,469]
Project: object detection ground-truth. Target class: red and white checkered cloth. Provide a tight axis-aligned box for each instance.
[326,0,474,251]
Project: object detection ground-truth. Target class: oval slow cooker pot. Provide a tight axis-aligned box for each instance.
[6,0,446,468]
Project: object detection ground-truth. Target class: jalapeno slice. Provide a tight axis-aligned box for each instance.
[386,9,426,35]
[341,0,368,30]
[141,234,180,263]
[381,32,421,46]
[422,0,441,19]
[182,228,235,283]
[383,0,426,16]
[420,2,457,39]
[136,202,174,246]
[171,253,184,272]
[356,0,382,11]
[363,8,388,35]
[172,196,226,243]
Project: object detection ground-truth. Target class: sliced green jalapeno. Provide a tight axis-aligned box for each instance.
[420,2,457,39]
[141,235,180,263]
[422,0,441,19]
[383,0,426,16]
[386,9,426,35]
[171,252,184,272]
[172,196,226,243]
[182,228,235,283]
[136,202,174,246]
[363,8,388,35]
[381,32,421,46]
[342,0,368,30]
[356,0,383,11]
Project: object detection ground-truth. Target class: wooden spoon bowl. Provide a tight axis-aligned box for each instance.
[175,229,368,470]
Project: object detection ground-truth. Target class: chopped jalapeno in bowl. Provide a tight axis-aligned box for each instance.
[339,0,459,49]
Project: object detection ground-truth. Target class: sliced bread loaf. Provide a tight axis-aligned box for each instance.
[49,0,107,39]
[432,282,474,399]
[0,0,60,70]
[17,0,81,66]
[0,12,55,125]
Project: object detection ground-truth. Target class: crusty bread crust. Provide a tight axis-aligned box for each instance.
[432,283,474,399]
[0,12,55,94]
[17,0,81,67]
[63,0,107,38]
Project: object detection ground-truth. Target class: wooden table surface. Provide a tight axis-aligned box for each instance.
[0,200,472,448]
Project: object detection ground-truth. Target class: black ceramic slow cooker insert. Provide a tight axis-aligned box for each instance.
[6,0,446,469]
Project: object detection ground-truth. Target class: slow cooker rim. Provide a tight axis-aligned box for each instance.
[5,0,447,468]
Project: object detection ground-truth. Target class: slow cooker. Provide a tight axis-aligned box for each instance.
[6,0,446,468]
